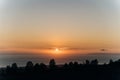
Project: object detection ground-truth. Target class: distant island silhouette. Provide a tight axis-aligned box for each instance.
[0,59,120,80]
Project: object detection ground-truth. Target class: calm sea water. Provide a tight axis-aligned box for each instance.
[0,53,120,67]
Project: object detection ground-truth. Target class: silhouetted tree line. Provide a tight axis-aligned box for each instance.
[0,59,120,80]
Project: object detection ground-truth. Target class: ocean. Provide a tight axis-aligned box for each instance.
[0,53,120,67]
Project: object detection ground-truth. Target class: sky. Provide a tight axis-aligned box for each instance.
[0,0,120,54]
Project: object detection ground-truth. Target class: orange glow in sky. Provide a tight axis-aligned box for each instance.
[0,0,120,55]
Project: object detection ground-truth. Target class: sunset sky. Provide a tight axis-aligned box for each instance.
[0,0,120,54]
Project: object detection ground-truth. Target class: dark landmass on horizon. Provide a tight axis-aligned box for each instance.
[0,59,120,80]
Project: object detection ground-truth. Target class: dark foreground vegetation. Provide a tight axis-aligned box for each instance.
[0,59,120,80]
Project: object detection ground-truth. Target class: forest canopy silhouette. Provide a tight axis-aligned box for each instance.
[0,59,120,80]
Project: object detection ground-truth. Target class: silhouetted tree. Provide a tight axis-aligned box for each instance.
[34,63,39,68]
[49,59,56,69]
[11,63,18,73]
[74,62,79,67]
[109,59,113,65]
[40,63,47,71]
[34,63,40,72]
[86,60,90,65]
[69,62,74,68]
[6,65,11,74]
[63,63,68,69]
[25,61,34,72]
[114,59,120,66]
[26,61,34,68]
[11,63,18,69]
[91,59,98,65]
[117,59,120,63]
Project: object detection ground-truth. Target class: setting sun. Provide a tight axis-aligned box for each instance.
[54,48,61,54]
[55,48,59,52]
[49,48,64,55]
